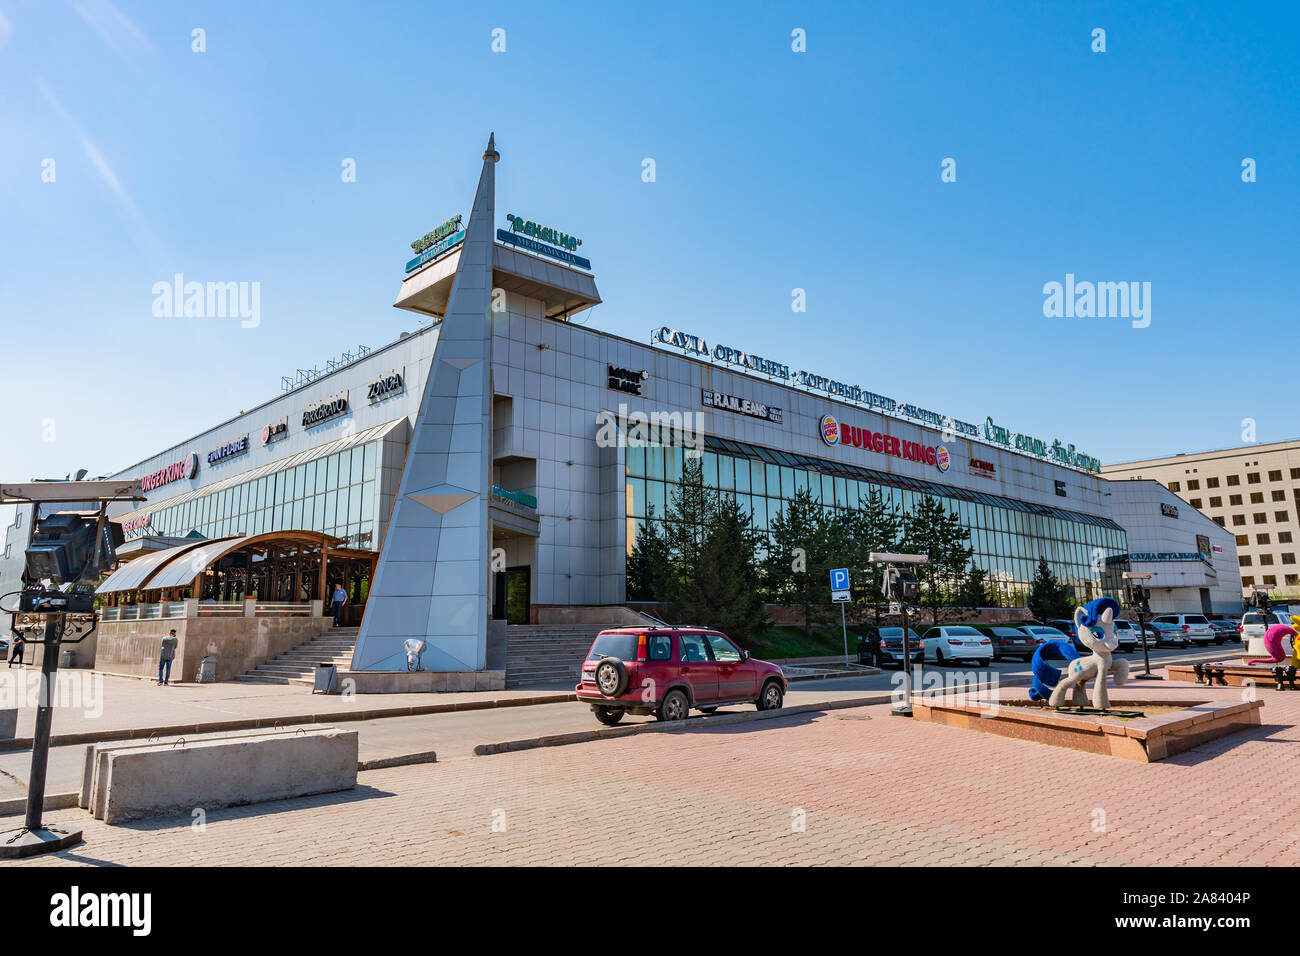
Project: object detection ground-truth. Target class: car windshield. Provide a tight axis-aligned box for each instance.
[587,633,640,661]
[1030,627,1067,637]
[878,628,920,641]
[1113,620,1133,630]
[1243,613,1265,625]
[990,628,1023,637]
[1185,616,1208,624]
[945,627,981,637]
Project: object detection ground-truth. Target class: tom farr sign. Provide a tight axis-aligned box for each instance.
[652,326,979,438]
[982,418,1101,473]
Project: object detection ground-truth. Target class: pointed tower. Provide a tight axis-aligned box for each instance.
[352,134,500,671]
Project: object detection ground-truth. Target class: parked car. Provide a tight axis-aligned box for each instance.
[1110,619,1140,653]
[1138,620,1191,647]
[1207,619,1239,643]
[575,628,786,725]
[1019,624,1072,645]
[921,625,993,665]
[1046,618,1089,653]
[1241,610,1296,656]
[972,625,1038,661]
[858,626,924,668]
[1149,613,1215,647]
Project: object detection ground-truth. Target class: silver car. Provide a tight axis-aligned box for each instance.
[1150,614,1215,647]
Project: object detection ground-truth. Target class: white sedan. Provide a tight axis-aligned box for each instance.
[922,625,993,665]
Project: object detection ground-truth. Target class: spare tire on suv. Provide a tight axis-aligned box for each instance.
[594,656,629,697]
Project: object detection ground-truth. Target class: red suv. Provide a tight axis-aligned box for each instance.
[576,628,786,725]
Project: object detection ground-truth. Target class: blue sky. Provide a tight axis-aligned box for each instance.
[2,0,1297,527]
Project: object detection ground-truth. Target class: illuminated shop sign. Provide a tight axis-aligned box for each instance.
[982,417,1100,474]
[608,365,648,396]
[405,228,465,274]
[122,513,152,537]
[410,216,463,255]
[505,214,581,251]
[368,369,406,403]
[262,418,288,445]
[819,414,945,470]
[303,392,349,428]
[702,389,783,424]
[492,485,538,511]
[497,229,591,270]
[652,326,981,441]
[208,435,250,465]
[970,457,996,477]
[141,453,198,491]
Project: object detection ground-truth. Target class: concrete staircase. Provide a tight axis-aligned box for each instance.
[505,626,601,688]
[234,627,359,686]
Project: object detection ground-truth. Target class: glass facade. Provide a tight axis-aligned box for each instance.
[625,435,1127,604]
[139,441,379,551]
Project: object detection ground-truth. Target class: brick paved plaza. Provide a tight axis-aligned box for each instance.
[12,678,1300,867]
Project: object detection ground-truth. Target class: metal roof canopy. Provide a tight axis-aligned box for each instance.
[95,535,239,594]
[112,418,406,523]
[141,531,347,593]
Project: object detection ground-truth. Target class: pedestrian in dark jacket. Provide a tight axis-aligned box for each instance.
[158,629,178,685]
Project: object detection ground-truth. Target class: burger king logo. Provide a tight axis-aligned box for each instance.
[936,446,951,473]
[820,415,840,446]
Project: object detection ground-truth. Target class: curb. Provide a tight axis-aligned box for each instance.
[0,791,79,818]
[474,674,1035,757]
[0,693,578,753]
[473,693,897,755]
[358,750,438,771]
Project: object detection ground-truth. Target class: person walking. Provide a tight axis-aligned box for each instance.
[7,635,23,668]
[330,583,348,626]
[158,628,178,685]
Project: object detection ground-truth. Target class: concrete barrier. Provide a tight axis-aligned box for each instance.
[81,728,300,816]
[95,728,358,824]
[0,709,15,740]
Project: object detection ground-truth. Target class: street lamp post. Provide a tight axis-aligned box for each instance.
[1124,571,1161,681]
[0,479,141,859]
[871,551,928,718]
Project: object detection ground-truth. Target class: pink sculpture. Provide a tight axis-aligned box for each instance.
[1246,624,1297,665]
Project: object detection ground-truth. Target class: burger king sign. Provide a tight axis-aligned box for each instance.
[819,413,947,473]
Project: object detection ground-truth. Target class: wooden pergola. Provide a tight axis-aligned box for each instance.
[98,531,377,613]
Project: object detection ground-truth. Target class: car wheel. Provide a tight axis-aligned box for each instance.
[935,646,946,666]
[594,657,628,697]
[757,680,784,711]
[593,706,624,726]
[1214,637,1225,646]
[658,689,689,722]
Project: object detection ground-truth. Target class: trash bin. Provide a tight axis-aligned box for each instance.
[59,649,75,668]
[313,662,338,694]
[197,656,217,683]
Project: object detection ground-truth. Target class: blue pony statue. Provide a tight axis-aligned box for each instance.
[1029,597,1130,710]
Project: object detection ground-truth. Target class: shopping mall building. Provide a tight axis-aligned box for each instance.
[4,135,1237,681]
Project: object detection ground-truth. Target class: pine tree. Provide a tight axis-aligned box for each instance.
[626,504,670,601]
[843,486,903,629]
[696,495,769,644]
[766,487,835,637]
[1027,556,1075,621]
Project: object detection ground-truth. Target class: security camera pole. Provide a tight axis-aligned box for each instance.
[871,552,928,717]
[0,479,142,859]
[1123,571,1161,681]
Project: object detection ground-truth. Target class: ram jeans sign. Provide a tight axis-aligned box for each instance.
[701,389,783,423]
